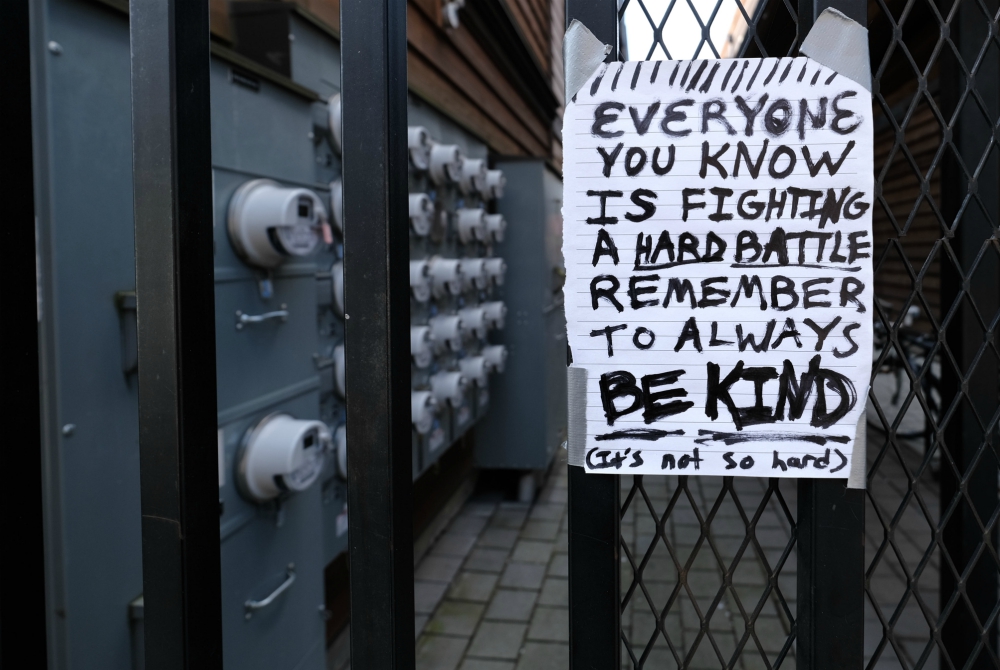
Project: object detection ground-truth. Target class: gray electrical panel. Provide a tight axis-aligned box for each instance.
[474,159,567,471]
[33,1,525,668]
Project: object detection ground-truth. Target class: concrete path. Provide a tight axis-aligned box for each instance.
[329,381,942,669]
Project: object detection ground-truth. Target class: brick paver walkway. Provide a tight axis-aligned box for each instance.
[329,370,941,669]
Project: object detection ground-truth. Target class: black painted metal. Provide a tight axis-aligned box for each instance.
[340,0,416,667]
[1,0,49,666]
[129,0,224,666]
[792,3,868,667]
[564,2,622,667]
[798,479,866,669]
[937,0,999,666]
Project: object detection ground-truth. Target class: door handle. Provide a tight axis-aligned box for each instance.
[235,304,289,330]
[244,564,296,619]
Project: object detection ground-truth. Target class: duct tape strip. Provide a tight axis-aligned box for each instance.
[564,19,612,102]
[801,6,871,488]
[567,366,589,467]
[847,413,867,489]
[799,7,871,92]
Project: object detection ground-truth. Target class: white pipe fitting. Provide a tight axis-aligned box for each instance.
[410,325,435,368]
[458,307,488,340]
[485,169,506,200]
[333,343,346,398]
[456,209,487,244]
[329,178,344,234]
[427,257,464,297]
[429,144,463,185]
[483,257,507,286]
[428,314,464,352]
[459,158,488,195]
[482,344,508,373]
[331,261,345,317]
[459,356,489,387]
[407,126,432,171]
[484,214,506,243]
[409,193,433,236]
[409,259,431,302]
[328,93,343,155]
[411,390,439,435]
[334,424,347,479]
[481,301,507,330]
[461,258,488,290]
[430,371,469,408]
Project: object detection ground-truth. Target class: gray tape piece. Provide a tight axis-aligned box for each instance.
[847,413,867,489]
[567,366,589,467]
[564,19,612,102]
[799,8,871,91]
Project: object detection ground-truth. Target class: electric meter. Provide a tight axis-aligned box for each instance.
[410,325,435,368]
[410,259,431,302]
[409,193,433,236]
[430,371,468,408]
[333,344,346,398]
[481,301,507,330]
[408,126,432,171]
[459,158,488,195]
[428,314,463,352]
[461,258,487,290]
[236,413,330,503]
[484,214,506,243]
[458,307,487,340]
[328,93,343,155]
[330,178,344,233]
[483,258,507,286]
[456,209,487,244]
[227,179,327,268]
[428,257,463,297]
[411,390,438,435]
[429,144,463,185]
[330,261,345,317]
[485,169,506,200]
[482,345,508,373]
[459,356,489,387]
[334,424,347,479]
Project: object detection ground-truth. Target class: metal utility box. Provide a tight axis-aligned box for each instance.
[474,159,567,470]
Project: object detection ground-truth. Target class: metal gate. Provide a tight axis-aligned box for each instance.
[565,0,999,669]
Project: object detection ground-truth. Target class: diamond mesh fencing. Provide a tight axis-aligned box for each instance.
[614,0,999,668]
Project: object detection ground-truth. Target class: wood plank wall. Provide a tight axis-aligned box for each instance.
[214,0,562,164]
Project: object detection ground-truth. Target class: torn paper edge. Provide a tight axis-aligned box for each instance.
[847,414,868,489]
[567,366,588,467]
[799,7,871,92]
[564,19,612,102]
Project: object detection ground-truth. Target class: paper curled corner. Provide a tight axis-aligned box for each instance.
[799,8,871,91]
[564,19,612,102]
[846,413,867,489]
[567,366,589,467]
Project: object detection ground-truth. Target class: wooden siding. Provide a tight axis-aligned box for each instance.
[249,0,560,159]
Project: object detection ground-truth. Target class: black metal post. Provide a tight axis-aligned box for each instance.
[795,1,867,669]
[129,0,223,667]
[938,0,999,666]
[0,1,49,666]
[340,0,416,667]
[565,3,622,669]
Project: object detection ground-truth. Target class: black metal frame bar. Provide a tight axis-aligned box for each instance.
[1,0,49,665]
[794,2,867,668]
[341,0,416,667]
[129,0,224,667]
[565,3,623,668]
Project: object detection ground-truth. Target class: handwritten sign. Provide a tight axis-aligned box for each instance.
[563,57,873,477]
